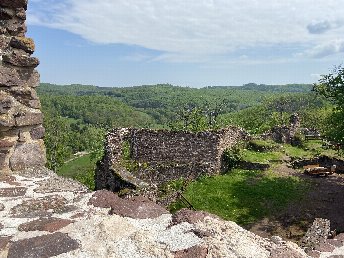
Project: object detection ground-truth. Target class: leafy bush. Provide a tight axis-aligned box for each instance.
[222,146,243,171]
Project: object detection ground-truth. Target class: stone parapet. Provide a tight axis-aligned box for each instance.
[0,0,46,173]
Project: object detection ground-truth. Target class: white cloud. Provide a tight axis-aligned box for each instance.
[28,0,344,62]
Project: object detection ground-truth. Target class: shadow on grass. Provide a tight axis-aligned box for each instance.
[171,170,308,226]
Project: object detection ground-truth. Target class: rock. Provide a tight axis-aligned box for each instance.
[15,111,43,126]
[6,86,40,108]
[0,203,4,211]
[336,233,344,241]
[0,7,14,20]
[315,242,336,252]
[0,95,13,114]
[3,49,39,67]
[18,217,73,232]
[10,36,35,53]
[301,218,331,250]
[0,139,15,148]
[0,0,28,9]
[172,208,217,225]
[7,232,80,258]
[88,189,120,208]
[327,239,344,247]
[11,195,67,217]
[30,125,45,140]
[88,190,169,219]
[9,142,46,171]
[0,113,15,130]
[2,18,26,37]
[0,187,27,197]
[0,152,8,170]
[15,8,26,20]
[0,35,11,49]
[0,66,39,87]
[0,236,12,251]
[174,245,208,258]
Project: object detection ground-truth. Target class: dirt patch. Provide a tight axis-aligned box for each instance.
[249,162,344,244]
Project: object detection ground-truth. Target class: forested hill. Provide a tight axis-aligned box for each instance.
[37,82,327,171]
[38,83,313,124]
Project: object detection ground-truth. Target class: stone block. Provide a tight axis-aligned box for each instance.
[0,66,39,87]
[15,111,43,126]
[15,8,26,20]
[0,35,11,50]
[0,0,28,10]
[3,18,26,36]
[6,86,39,108]
[10,37,35,54]
[9,142,46,171]
[0,95,13,114]
[29,126,45,140]
[3,49,39,68]
[0,139,15,148]
[18,217,73,232]
[7,233,79,258]
[0,113,15,130]
[0,152,9,170]
[0,7,14,20]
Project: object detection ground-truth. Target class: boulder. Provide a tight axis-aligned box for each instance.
[9,142,46,171]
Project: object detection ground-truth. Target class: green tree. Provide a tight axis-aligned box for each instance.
[314,65,344,143]
[44,113,73,172]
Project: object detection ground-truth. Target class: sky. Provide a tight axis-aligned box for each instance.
[27,0,344,87]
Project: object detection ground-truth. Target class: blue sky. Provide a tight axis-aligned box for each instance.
[27,0,344,87]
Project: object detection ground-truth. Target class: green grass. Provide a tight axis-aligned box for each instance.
[240,149,283,164]
[57,154,96,190]
[171,169,307,226]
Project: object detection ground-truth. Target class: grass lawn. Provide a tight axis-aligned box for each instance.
[58,154,96,190]
[171,169,308,226]
[240,149,283,164]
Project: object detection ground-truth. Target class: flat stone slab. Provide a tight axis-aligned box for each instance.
[174,245,208,258]
[7,232,79,258]
[89,190,168,219]
[11,195,67,217]
[0,187,26,197]
[18,217,73,232]
[0,236,12,251]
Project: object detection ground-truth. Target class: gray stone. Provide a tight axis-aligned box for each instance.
[15,8,26,20]
[30,125,45,140]
[7,233,79,258]
[0,187,27,197]
[0,96,13,114]
[0,113,15,130]
[2,18,26,37]
[0,0,28,9]
[11,195,67,217]
[3,49,39,67]
[0,7,14,20]
[15,111,43,126]
[9,142,45,171]
[0,66,39,87]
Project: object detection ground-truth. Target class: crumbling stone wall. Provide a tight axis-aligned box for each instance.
[262,113,301,144]
[0,0,46,173]
[95,127,247,191]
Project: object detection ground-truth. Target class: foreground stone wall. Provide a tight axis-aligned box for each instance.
[0,0,46,173]
[95,127,247,191]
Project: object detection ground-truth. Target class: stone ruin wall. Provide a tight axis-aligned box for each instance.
[0,0,46,173]
[95,127,247,191]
